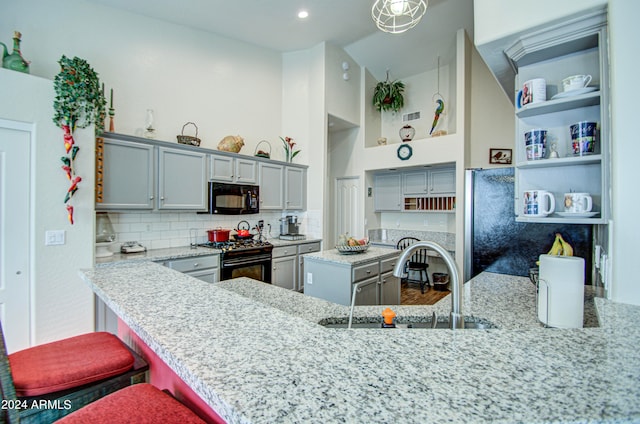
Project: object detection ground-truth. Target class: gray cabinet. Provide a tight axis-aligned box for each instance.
[210,154,257,184]
[297,241,321,292]
[161,255,220,283]
[402,167,455,196]
[507,10,609,224]
[284,166,306,210]
[158,147,207,210]
[272,241,321,292]
[272,245,297,290]
[258,162,284,210]
[98,138,154,210]
[374,173,401,211]
[304,253,400,306]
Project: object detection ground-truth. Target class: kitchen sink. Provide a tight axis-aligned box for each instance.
[320,317,497,330]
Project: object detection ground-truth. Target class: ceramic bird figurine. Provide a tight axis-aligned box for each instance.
[430,99,444,135]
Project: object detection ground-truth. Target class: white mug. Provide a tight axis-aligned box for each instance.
[562,74,592,92]
[564,193,593,213]
[517,78,546,108]
[523,190,555,217]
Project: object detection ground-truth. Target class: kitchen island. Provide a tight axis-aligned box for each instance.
[80,259,640,423]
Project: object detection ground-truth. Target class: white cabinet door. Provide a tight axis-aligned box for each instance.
[403,171,428,195]
[272,256,296,290]
[430,168,456,195]
[258,162,284,210]
[210,155,234,182]
[285,166,306,210]
[235,158,257,184]
[158,147,207,210]
[99,138,154,210]
[374,173,401,211]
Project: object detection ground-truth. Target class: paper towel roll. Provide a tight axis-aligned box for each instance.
[537,254,585,328]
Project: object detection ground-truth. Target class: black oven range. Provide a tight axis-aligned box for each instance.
[199,239,273,283]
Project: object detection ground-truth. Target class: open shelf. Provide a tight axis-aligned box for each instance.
[516,154,601,169]
[516,91,600,118]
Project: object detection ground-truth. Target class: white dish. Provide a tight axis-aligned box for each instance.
[551,86,597,100]
[555,211,599,218]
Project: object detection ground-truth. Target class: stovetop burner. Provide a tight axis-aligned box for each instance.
[198,239,273,254]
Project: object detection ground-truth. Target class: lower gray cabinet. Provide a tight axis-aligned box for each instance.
[272,246,297,290]
[160,255,220,283]
[304,253,400,306]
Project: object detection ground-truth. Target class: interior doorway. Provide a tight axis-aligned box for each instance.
[0,120,32,352]
[334,176,362,243]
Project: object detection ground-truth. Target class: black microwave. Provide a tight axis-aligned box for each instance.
[205,182,259,215]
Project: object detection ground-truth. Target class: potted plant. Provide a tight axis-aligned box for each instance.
[373,72,405,112]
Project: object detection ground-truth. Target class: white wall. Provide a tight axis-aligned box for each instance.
[1,0,284,159]
[0,70,94,345]
[468,47,515,169]
[474,0,607,45]
[325,44,361,126]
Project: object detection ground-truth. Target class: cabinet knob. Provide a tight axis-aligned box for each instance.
[366,270,371,274]
[193,263,199,267]
[160,196,165,201]
[150,196,154,200]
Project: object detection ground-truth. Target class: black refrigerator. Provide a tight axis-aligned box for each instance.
[463,167,592,282]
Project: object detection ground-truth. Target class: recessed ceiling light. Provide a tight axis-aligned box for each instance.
[297,10,309,19]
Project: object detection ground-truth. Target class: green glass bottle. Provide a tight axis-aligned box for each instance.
[1,31,30,73]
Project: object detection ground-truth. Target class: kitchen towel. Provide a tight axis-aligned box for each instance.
[537,254,585,328]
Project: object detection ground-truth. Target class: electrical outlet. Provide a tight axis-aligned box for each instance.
[307,272,313,285]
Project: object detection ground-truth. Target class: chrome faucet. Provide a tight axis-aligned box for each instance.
[393,241,464,329]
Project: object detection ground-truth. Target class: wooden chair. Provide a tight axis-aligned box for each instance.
[0,322,148,424]
[396,237,431,294]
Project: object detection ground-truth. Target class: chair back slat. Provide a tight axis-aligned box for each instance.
[0,322,21,423]
[396,237,428,265]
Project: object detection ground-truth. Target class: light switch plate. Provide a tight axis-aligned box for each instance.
[45,230,65,246]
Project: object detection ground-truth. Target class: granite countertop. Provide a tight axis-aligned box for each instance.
[80,259,640,423]
[302,246,400,266]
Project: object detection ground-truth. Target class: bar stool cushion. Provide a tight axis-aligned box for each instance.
[57,383,207,423]
[9,332,134,397]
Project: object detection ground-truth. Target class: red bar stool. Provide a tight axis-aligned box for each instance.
[0,322,148,423]
[56,383,207,423]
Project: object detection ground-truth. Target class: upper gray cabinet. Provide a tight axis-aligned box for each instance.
[258,162,284,210]
[374,173,402,212]
[98,137,154,210]
[284,166,306,211]
[209,155,257,184]
[507,9,609,224]
[157,147,207,210]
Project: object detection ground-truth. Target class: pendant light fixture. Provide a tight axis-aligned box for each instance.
[371,0,428,34]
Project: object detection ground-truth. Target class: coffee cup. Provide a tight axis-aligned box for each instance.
[517,78,546,108]
[564,193,593,213]
[562,74,592,92]
[524,129,547,160]
[570,121,597,156]
[523,190,555,217]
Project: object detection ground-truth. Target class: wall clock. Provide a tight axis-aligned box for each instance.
[397,143,413,161]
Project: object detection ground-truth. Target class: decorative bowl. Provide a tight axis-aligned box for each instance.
[335,243,370,254]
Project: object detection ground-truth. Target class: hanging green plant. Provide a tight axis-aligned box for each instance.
[52,55,107,225]
[53,55,106,132]
[372,71,405,112]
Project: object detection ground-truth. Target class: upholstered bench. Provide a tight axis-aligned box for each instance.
[56,383,207,423]
[0,326,148,424]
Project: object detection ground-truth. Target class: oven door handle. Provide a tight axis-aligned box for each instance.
[221,254,272,268]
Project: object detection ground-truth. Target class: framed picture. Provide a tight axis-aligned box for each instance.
[489,148,512,164]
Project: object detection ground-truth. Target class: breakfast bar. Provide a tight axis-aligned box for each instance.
[80,258,640,424]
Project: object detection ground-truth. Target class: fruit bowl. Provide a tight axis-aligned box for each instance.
[335,243,370,254]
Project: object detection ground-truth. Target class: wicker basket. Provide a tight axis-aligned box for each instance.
[254,140,271,158]
[176,122,201,146]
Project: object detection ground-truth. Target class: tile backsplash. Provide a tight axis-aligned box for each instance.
[103,210,317,251]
